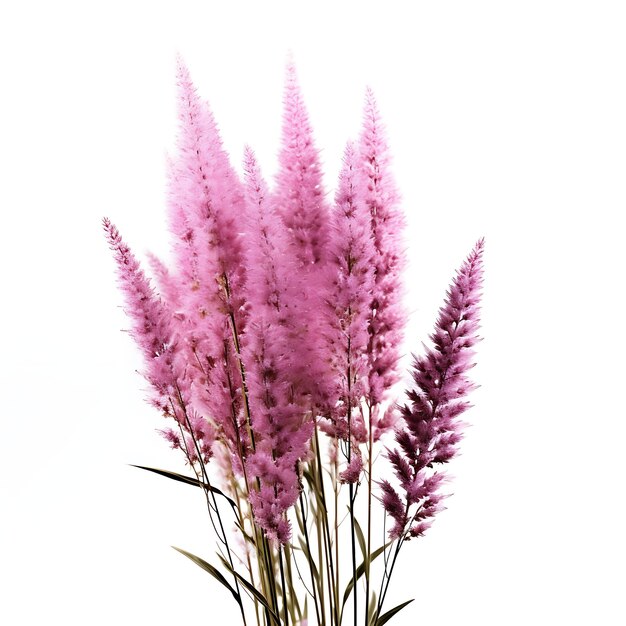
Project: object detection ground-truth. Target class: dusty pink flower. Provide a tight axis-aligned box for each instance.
[323,142,376,440]
[273,62,335,413]
[240,148,316,542]
[275,62,330,268]
[339,452,364,484]
[103,218,215,461]
[358,89,406,413]
[385,239,484,539]
[166,59,250,466]
[105,61,484,566]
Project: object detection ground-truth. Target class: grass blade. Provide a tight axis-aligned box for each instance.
[341,543,389,615]
[376,599,414,626]
[367,591,378,626]
[130,465,237,510]
[172,546,241,607]
[298,537,321,587]
[219,555,281,624]
[354,516,367,561]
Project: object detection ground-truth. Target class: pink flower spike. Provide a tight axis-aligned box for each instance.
[103,218,193,435]
[147,252,181,313]
[164,59,255,465]
[358,88,407,414]
[384,239,484,539]
[322,141,376,439]
[271,60,336,412]
[339,451,363,484]
[103,219,173,376]
[275,60,330,267]
[239,144,323,541]
[242,146,289,312]
[170,57,247,317]
[103,64,487,581]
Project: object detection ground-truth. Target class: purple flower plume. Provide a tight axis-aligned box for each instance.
[105,61,484,551]
[103,218,215,461]
[384,239,484,540]
[274,61,335,412]
[321,141,375,479]
[240,148,314,542]
[275,61,330,268]
[358,89,406,430]
[165,59,251,466]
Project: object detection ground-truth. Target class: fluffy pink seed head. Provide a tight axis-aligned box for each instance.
[159,427,181,450]
[358,89,407,410]
[102,218,193,418]
[275,61,330,267]
[408,520,433,539]
[270,61,338,412]
[170,58,247,323]
[323,141,377,432]
[384,239,484,540]
[339,452,363,484]
[242,146,291,312]
[380,479,406,539]
[247,451,302,543]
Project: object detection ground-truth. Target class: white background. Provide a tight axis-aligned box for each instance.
[1,1,625,624]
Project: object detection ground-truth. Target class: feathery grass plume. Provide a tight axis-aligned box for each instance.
[146,252,181,312]
[358,89,406,423]
[105,59,485,626]
[274,61,335,412]
[353,91,408,626]
[102,218,215,460]
[241,148,314,542]
[167,58,251,468]
[275,62,330,267]
[322,141,375,478]
[241,146,289,314]
[385,239,484,539]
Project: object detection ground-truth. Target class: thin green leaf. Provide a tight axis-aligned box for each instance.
[298,537,321,586]
[376,599,414,626]
[367,591,378,626]
[354,516,367,561]
[284,543,302,621]
[233,518,256,545]
[131,465,237,510]
[172,546,241,607]
[341,543,389,613]
[219,554,281,624]
[302,468,316,489]
[295,497,306,534]
[303,468,327,514]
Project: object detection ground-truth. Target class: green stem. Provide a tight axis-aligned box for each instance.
[316,498,326,625]
[375,536,404,623]
[348,482,357,626]
[284,542,301,625]
[278,545,289,626]
[364,405,373,626]
[334,452,340,626]
[174,390,248,626]
[314,426,338,625]
[232,479,262,626]
[300,494,323,626]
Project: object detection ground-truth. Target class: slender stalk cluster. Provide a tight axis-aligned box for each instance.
[105,60,484,626]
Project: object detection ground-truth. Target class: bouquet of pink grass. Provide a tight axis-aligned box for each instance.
[104,58,484,626]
